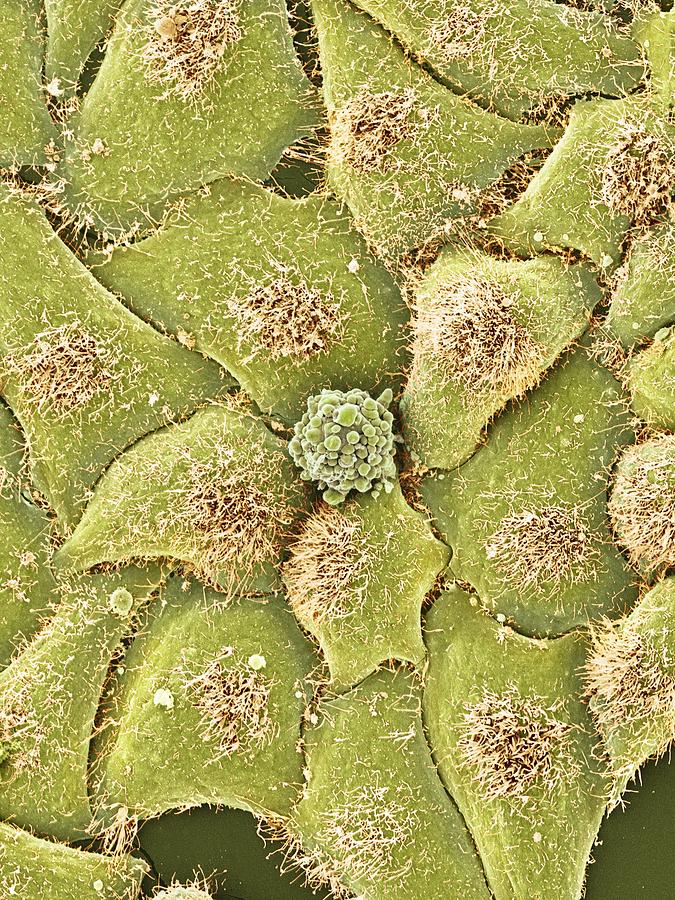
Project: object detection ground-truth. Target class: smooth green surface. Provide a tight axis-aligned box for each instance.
[313,0,555,257]
[424,584,611,900]
[350,0,643,120]
[92,580,318,823]
[401,248,597,468]
[139,806,330,899]
[586,757,675,900]
[605,221,675,348]
[0,0,58,167]
[88,178,408,423]
[56,0,319,237]
[0,184,229,528]
[55,402,309,593]
[421,344,637,636]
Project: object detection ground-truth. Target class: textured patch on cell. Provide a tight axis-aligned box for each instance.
[584,577,675,804]
[608,434,675,578]
[142,0,243,101]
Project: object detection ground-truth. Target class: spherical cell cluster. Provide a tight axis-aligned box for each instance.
[289,388,397,505]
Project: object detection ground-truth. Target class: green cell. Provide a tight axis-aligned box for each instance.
[604,221,675,348]
[489,98,675,267]
[0,566,160,841]
[421,344,637,636]
[312,0,556,258]
[401,248,599,468]
[54,0,319,238]
[585,577,675,806]
[627,326,675,431]
[0,1,58,167]
[350,0,643,121]
[424,584,611,900]
[87,177,408,422]
[283,482,449,690]
[608,434,675,579]
[291,667,491,899]
[0,184,230,528]
[91,579,318,824]
[55,402,310,595]
[0,821,147,899]
[290,387,396,503]
[0,403,57,670]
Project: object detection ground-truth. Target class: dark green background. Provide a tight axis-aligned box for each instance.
[138,757,674,899]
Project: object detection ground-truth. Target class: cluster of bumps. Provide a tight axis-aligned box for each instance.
[289,387,397,504]
[0,0,674,899]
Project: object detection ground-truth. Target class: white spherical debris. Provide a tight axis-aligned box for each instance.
[109,587,134,617]
[153,688,175,709]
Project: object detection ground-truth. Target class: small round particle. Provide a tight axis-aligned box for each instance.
[109,587,134,617]
[153,688,174,710]
[335,404,359,427]
[248,654,267,671]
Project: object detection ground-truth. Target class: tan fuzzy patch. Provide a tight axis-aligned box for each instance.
[486,504,599,589]
[584,617,675,737]
[331,89,416,174]
[258,818,354,900]
[412,271,544,398]
[282,503,373,625]
[428,8,490,61]
[316,781,418,884]
[154,878,213,900]
[601,123,675,227]
[186,652,276,759]
[143,0,243,101]
[0,682,42,779]
[179,443,296,588]
[3,320,119,420]
[458,688,577,799]
[226,277,344,362]
[608,434,675,573]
